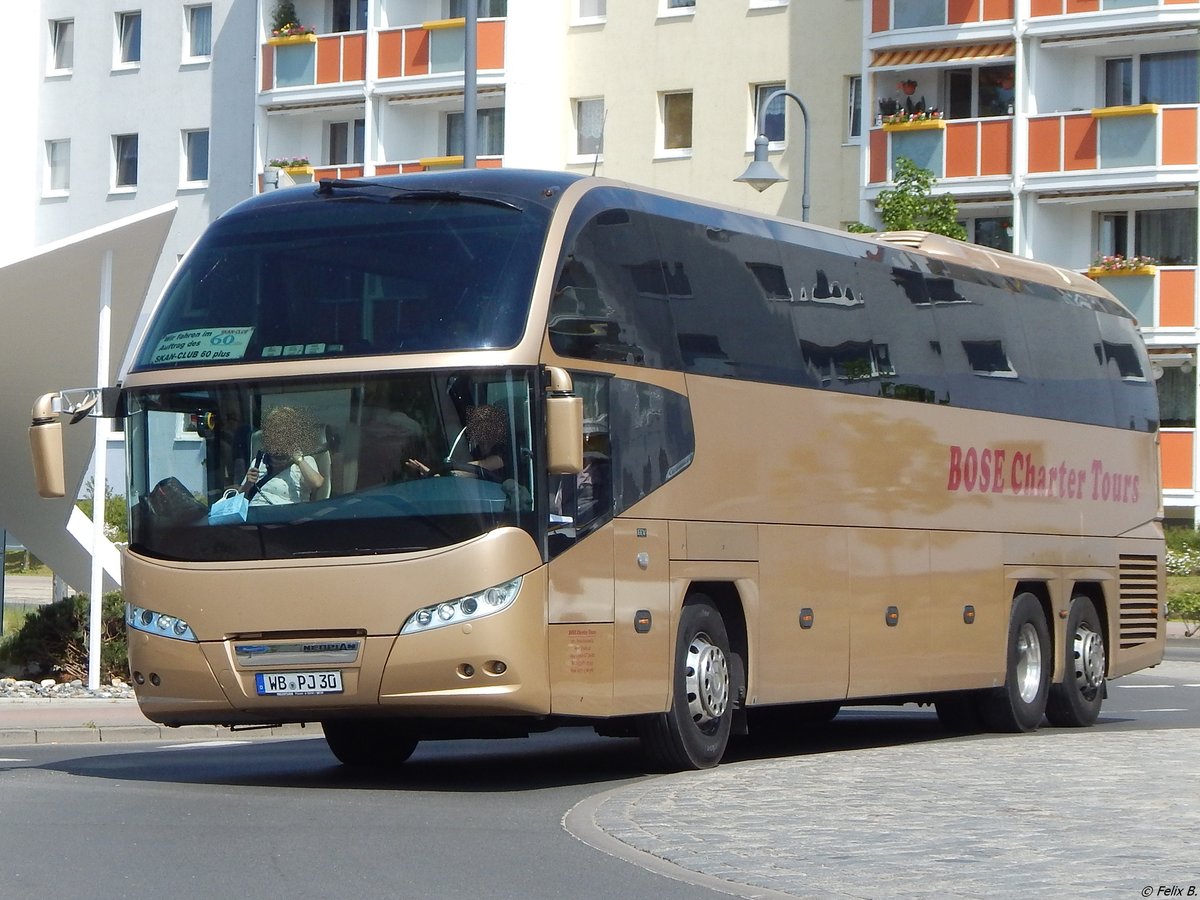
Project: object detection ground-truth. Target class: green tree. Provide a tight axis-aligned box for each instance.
[851,157,967,240]
[76,478,128,545]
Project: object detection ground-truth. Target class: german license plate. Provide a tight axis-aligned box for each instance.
[255,670,343,696]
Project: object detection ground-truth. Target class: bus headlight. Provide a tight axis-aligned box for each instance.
[126,603,198,642]
[401,577,522,634]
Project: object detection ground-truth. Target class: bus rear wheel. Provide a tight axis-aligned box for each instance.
[638,598,734,771]
[980,592,1051,733]
[1045,596,1106,727]
[322,719,419,768]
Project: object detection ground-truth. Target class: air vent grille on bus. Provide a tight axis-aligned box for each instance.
[1118,554,1160,650]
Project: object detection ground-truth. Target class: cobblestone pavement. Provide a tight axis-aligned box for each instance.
[570,662,1200,899]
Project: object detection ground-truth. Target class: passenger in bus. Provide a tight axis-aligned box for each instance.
[241,405,327,505]
[406,403,508,482]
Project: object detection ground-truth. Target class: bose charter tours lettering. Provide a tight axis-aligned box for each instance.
[946,444,1140,503]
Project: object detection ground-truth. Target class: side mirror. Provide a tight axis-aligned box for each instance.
[544,367,583,475]
[29,393,66,498]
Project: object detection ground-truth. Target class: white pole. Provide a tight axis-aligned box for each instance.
[88,250,113,690]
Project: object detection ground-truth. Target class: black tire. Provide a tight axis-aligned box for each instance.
[747,701,841,738]
[979,592,1052,733]
[322,719,419,768]
[1045,596,1106,727]
[934,692,985,734]
[638,598,735,770]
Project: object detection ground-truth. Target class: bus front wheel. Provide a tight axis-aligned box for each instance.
[1045,596,1106,727]
[322,719,419,768]
[638,598,734,771]
[980,592,1051,733]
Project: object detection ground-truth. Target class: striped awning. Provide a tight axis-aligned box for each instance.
[871,42,1015,69]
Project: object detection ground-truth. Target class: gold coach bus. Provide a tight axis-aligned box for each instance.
[31,170,1165,770]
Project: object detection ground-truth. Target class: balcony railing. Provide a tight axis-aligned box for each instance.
[869,116,1013,182]
[871,0,1014,31]
[1089,267,1199,330]
[1161,429,1194,493]
[262,31,366,91]
[377,19,505,81]
[1031,0,1191,16]
[1028,105,1198,174]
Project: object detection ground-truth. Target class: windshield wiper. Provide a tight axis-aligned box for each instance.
[316,178,521,211]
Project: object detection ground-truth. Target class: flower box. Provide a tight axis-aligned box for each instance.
[1091,103,1160,120]
[268,32,318,45]
[281,165,313,176]
[882,119,945,132]
[1088,266,1156,278]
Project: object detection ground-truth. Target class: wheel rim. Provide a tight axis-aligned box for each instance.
[685,631,730,731]
[1014,622,1044,704]
[1072,622,1105,698]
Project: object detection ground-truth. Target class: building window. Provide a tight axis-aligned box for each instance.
[754,83,786,145]
[1158,365,1196,428]
[847,75,862,140]
[576,0,607,18]
[575,98,605,157]
[667,0,696,7]
[113,134,139,188]
[50,19,74,72]
[446,108,505,156]
[945,65,1014,119]
[330,0,368,32]
[447,0,507,16]
[662,91,694,153]
[660,0,695,16]
[1100,209,1198,266]
[186,5,212,58]
[970,217,1012,253]
[1105,51,1198,106]
[45,140,71,193]
[117,11,142,65]
[184,129,210,183]
[328,119,366,165]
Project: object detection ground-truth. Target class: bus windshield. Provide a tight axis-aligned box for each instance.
[130,186,551,371]
[125,369,539,562]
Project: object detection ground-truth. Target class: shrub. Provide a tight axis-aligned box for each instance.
[1170,592,1200,637]
[0,592,127,683]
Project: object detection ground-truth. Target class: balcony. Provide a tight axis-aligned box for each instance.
[376,18,505,93]
[1090,267,1199,330]
[1031,0,1194,16]
[870,0,1014,31]
[1161,429,1194,494]
[1027,105,1199,177]
[261,30,366,95]
[313,157,503,181]
[869,117,1013,182]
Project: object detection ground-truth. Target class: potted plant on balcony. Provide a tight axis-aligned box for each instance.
[269,0,316,43]
[881,107,944,130]
[268,156,313,176]
[1087,254,1158,277]
[898,79,918,96]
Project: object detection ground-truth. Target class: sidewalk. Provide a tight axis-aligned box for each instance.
[0,697,307,745]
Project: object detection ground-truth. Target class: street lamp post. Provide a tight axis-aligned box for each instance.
[735,88,810,222]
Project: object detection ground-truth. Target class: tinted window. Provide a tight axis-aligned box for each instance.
[133,192,550,371]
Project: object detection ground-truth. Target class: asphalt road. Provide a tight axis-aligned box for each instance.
[0,646,1196,899]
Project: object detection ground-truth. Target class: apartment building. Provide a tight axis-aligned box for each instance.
[863,0,1199,523]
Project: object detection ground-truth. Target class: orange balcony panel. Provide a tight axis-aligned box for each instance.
[402,162,424,173]
[945,122,978,177]
[1028,118,1061,172]
[378,30,403,78]
[979,119,1012,174]
[1030,0,1061,13]
[1063,115,1097,170]
[983,0,1014,18]
[1160,269,1197,328]
[375,164,401,176]
[262,45,274,91]
[342,33,365,81]
[871,0,889,32]
[948,0,980,24]
[478,20,504,69]
[405,27,429,76]
[316,37,340,84]
[477,158,502,169]
[1161,432,1194,491]
[869,129,888,184]
[1163,107,1198,166]
[1065,0,1099,10]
